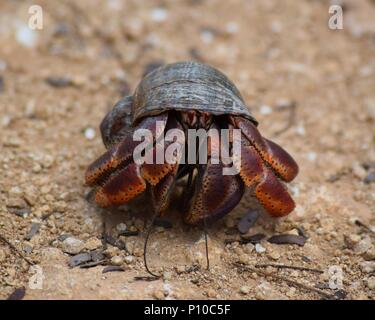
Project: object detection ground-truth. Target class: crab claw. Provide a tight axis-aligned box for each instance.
[254,167,295,217]
[151,165,179,215]
[263,138,298,182]
[230,116,298,182]
[184,160,245,225]
[95,163,146,207]
[85,113,168,187]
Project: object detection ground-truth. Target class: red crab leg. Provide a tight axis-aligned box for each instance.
[94,163,146,207]
[230,116,298,182]
[151,164,179,215]
[140,117,184,186]
[254,167,295,217]
[85,113,168,186]
[236,138,295,217]
[184,160,245,225]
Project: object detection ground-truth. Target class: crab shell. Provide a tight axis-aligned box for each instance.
[86,61,299,225]
[133,61,258,125]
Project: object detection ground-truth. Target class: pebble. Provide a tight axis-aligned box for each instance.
[237,210,259,234]
[84,127,96,140]
[268,251,280,260]
[240,286,250,295]
[244,243,255,254]
[367,277,375,290]
[111,256,123,266]
[259,104,272,115]
[200,29,214,44]
[344,234,361,249]
[238,254,250,265]
[61,237,85,255]
[163,271,172,281]
[353,237,373,255]
[84,237,102,251]
[176,266,185,274]
[116,223,127,233]
[363,247,375,261]
[225,22,239,34]
[363,172,375,184]
[255,281,288,300]
[150,8,168,22]
[255,243,266,253]
[124,255,134,264]
[286,228,300,236]
[360,261,375,273]
[16,23,38,48]
[206,288,216,298]
[352,163,367,180]
[69,253,92,267]
[153,290,165,300]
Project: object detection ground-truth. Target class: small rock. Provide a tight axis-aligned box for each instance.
[237,210,259,234]
[344,234,361,249]
[255,243,266,253]
[244,243,255,254]
[116,223,127,233]
[239,254,250,265]
[69,253,92,267]
[256,281,288,300]
[61,237,84,255]
[153,290,165,300]
[124,255,134,264]
[268,251,280,260]
[353,237,373,255]
[286,229,300,236]
[46,76,73,88]
[240,286,250,295]
[163,271,172,281]
[176,266,185,274]
[259,104,272,115]
[150,8,168,22]
[363,247,375,261]
[206,288,216,298]
[225,22,239,34]
[84,127,96,140]
[352,163,367,180]
[84,237,102,251]
[364,172,375,184]
[111,256,123,266]
[360,261,375,273]
[366,277,375,290]
[16,24,37,48]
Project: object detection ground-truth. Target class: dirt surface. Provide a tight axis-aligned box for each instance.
[0,0,375,300]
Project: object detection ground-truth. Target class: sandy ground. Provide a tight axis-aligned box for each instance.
[0,0,374,300]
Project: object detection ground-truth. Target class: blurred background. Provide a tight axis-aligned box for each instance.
[0,0,374,300]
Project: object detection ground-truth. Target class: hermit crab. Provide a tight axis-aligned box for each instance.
[85,61,298,226]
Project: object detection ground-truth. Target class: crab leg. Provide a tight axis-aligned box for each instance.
[184,160,245,225]
[94,163,146,207]
[85,113,168,187]
[236,137,295,217]
[230,116,298,182]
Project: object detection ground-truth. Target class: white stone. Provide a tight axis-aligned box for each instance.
[61,237,84,254]
[84,127,96,140]
[151,8,168,22]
